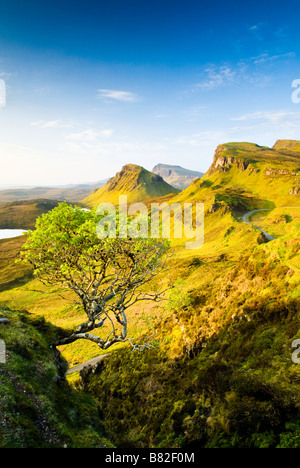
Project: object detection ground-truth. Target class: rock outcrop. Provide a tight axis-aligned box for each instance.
[290,186,300,195]
[207,145,249,175]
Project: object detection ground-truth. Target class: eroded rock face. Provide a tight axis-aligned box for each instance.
[290,186,300,195]
[265,167,296,177]
[208,201,230,214]
[208,145,249,175]
[209,202,220,213]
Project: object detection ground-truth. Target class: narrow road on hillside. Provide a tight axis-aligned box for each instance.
[66,353,110,375]
[242,209,275,241]
[243,207,300,241]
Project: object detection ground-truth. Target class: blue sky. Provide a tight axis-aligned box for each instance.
[0,0,300,186]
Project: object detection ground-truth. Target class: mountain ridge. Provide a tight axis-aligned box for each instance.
[83,163,180,208]
[0,181,108,205]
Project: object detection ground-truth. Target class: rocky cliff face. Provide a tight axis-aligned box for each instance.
[273,140,300,154]
[290,185,300,195]
[207,145,249,175]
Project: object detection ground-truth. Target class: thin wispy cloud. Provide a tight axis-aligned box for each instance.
[97,89,138,102]
[274,27,288,39]
[195,65,237,90]
[231,110,300,124]
[67,128,114,141]
[34,87,52,95]
[0,78,6,108]
[193,50,295,92]
[0,71,12,80]
[31,120,72,129]
[229,110,300,141]
[252,52,296,65]
[175,130,228,147]
[249,22,266,40]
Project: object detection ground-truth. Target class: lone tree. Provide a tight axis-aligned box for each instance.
[20,202,169,350]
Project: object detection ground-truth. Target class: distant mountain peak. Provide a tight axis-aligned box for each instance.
[152,164,204,190]
[121,163,143,172]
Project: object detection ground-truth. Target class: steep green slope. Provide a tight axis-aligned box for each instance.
[273,140,300,154]
[199,141,300,207]
[74,142,300,448]
[83,164,179,208]
[172,141,299,216]
[0,307,113,448]
[0,236,32,292]
[81,227,300,448]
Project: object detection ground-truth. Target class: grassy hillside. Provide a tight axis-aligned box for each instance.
[247,208,300,238]
[0,307,113,448]
[0,140,299,448]
[0,236,32,292]
[168,142,300,216]
[81,227,300,448]
[83,164,179,208]
[0,199,59,230]
[273,140,300,154]
[0,141,298,364]
[0,200,265,367]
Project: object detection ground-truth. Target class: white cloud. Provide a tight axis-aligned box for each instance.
[193,54,282,91]
[31,120,72,129]
[0,78,6,108]
[34,87,52,95]
[252,52,296,65]
[97,89,138,102]
[195,65,237,90]
[248,22,266,40]
[228,110,300,143]
[67,128,114,141]
[231,110,300,124]
[175,130,228,148]
[0,71,12,80]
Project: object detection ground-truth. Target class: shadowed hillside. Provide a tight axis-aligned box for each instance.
[0,236,32,292]
[0,307,113,448]
[0,199,60,230]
